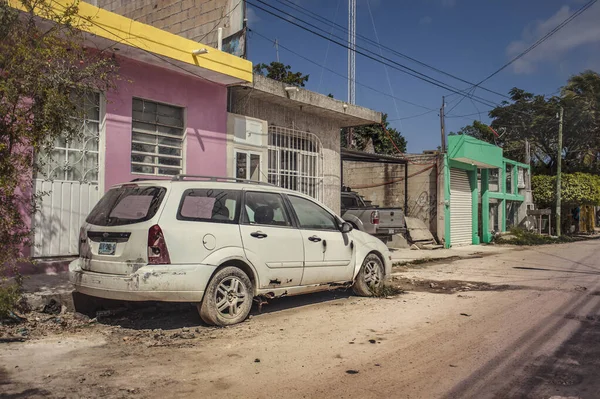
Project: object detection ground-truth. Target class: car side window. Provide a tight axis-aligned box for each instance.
[244,192,291,227]
[288,195,339,231]
[177,189,240,223]
[341,196,357,209]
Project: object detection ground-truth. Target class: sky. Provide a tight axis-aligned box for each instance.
[245,0,600,153]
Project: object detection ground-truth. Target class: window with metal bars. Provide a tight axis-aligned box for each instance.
[267,126,323,202]
[36,91,100,183]
[131,98,184,176]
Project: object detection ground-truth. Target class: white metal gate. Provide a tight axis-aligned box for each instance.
[450,168,473,246]
[32,92,102,257]
[267,126,324,202]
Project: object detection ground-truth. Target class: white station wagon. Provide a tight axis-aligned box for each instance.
[70,176,392,326]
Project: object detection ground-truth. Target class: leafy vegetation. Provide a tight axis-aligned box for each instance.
[495,228,575,246]
[342,113,407,155]
[253,61,309,87]
[451,70,600,175]
[532,173,600,208]
[0,0,118,313]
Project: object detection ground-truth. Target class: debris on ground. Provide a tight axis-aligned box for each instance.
[460,313,471,317]
[41,299,62,315]
[346,370,359,374]
[390,276,517,294]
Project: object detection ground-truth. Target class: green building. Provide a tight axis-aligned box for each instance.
[443,135,531,248]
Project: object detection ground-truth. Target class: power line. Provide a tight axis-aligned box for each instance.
[197,0,244,44]
[249,28,435,111]
[317,0,341,93]
[246,0,501,109]
[388,109,438,121]
[366,0,402,124]
[271,0,510,101]
[465,0,598,91]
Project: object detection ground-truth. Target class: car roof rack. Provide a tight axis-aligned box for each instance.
[171,174,276,186]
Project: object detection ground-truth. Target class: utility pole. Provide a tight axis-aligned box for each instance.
[347,0,356,105]
[440,96,446,152]
[274,38,280,62]
[556,106,564,236]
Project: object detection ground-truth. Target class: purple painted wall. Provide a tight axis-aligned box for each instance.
[103,57,228,189]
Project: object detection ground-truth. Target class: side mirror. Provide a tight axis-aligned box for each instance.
[340,222,353,233]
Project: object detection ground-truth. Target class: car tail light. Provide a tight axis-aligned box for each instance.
[370,210,380,225]
[148,224,171,264]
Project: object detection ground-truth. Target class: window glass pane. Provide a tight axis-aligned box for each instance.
[289,195,337,230]
[132,143,155,153]
[250,154,260,181]
[131,99,184,176]
[158,157,181,167]
[132,154,154,164]
[132,164,154,174]
[158,146,181,156]
[236,152,247,179]
[178,189,240,223]
[244,192,290,227]
[157,136,182,147]
[132,132,156,144]
[157,115,183,128]
[158,168,179,176]
[132,121,156,135]
[133,110,156,123]
[157,125,184,136]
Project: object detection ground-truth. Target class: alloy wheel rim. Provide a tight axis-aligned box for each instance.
[364,260,383,288]
[215,276,247,318]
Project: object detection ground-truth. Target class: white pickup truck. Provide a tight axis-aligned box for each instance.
[341,189,407,241]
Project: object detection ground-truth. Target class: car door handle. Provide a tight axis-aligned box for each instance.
[308,235,322,242]
[250,231,268,239]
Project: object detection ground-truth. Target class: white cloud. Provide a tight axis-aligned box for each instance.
[441,0,456,8]
[506,4,600,74]
[419,16,433,25]
[246,6,261,24]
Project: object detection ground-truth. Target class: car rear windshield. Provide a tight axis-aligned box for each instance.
[86,186,167,226]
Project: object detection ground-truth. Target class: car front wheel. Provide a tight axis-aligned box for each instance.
[352,253,384,296]
[198,266,253,326]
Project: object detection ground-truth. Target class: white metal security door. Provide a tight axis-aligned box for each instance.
[450,168,473,246]
[32,92,102,257]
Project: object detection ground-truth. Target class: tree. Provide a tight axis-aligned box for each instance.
[253,62,309,87]
[452,71,600,174]
[341,113,407,155]
[449,120,497,142]
[0,0,118,314]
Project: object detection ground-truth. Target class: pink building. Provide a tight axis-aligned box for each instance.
[22,1,252,261]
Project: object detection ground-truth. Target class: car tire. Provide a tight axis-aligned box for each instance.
[352,253,384,296]
[198,266,253,326]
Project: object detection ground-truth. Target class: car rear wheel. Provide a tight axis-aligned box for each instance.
[198,266,253,326]
[352,254,384,296]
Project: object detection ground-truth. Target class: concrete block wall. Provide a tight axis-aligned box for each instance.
[229,93,342,214]
[91,0,238,47]
[342,154,440,236]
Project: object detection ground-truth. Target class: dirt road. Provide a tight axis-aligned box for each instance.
[2,241,600,399]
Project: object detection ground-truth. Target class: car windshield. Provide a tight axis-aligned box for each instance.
[86,185,166,226]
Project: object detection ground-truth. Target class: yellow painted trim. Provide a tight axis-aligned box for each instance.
[9,0,253,83]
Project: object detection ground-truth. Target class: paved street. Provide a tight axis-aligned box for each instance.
[2,240,600,399]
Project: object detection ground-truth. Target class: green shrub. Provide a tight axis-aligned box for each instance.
[495,227,575,246]
[532,173,600,208]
